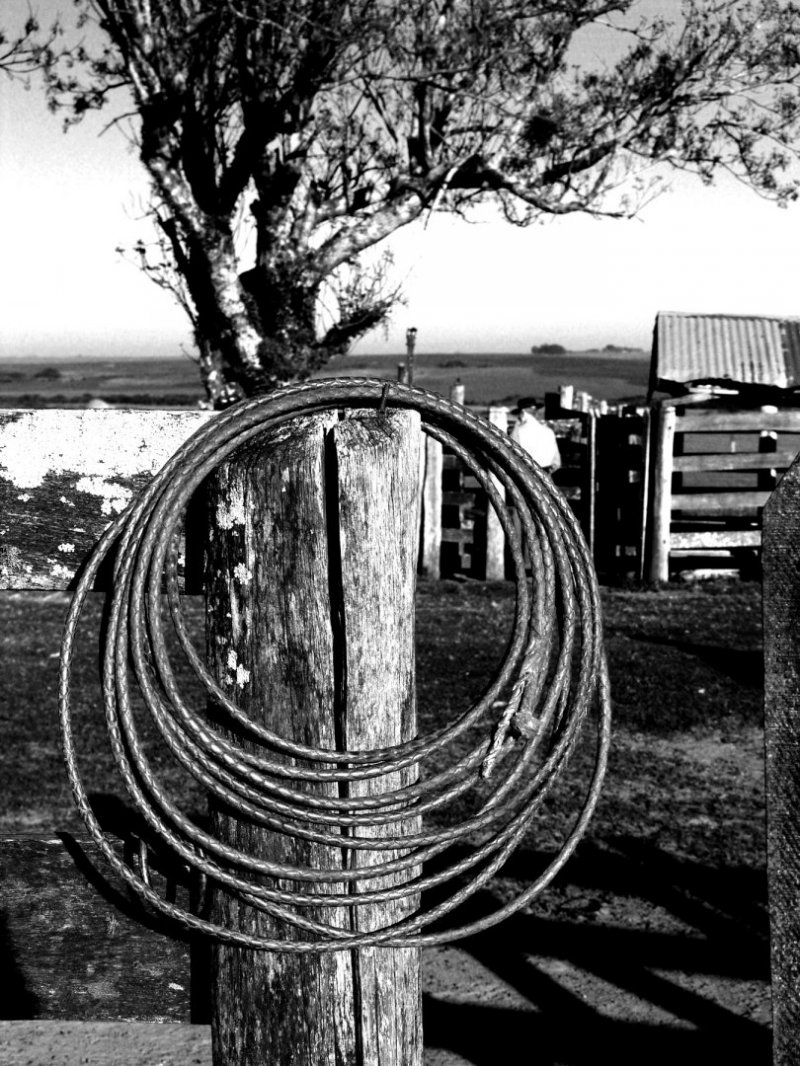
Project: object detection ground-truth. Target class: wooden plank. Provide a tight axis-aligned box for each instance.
[673,450,798,473]
[671,490,771,514]
[0,836,195,1021]
[440,527,474,543]
[677,410,800,432]
[647,404,676,582]
[670,529,761,550]
[762,456,800,1065]
[0,409,210,590]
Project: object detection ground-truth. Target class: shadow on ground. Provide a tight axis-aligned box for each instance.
[422,837,770,1066]
[0,818,771,1063]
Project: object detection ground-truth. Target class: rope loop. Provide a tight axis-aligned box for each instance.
[59,379,611,951]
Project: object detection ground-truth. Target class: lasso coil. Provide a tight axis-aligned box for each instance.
[59,379,611,951]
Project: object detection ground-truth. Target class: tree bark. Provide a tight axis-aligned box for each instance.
[205,409,422,1066]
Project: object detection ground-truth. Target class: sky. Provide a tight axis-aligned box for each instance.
[2,0,800,361]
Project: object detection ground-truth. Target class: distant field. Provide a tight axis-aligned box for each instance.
[321,349,650,406]
[0,349,650,408]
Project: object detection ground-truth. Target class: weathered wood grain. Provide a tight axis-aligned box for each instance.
[673,450,798,473]
[206,410,422,1066]
[0,409,210,589]
[677,410,800,433]
[420,435,443,579]
[205,413,355,1066]
[671,490,770,514]
[762,456,800,1066]
[0,836,197,1022]
[670,529,762,551]
[647,404,676,582]
[333,413,423,1066]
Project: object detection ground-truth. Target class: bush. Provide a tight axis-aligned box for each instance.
[531,343,566,355]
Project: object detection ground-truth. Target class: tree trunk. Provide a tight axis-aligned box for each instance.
[205,409,423,1066]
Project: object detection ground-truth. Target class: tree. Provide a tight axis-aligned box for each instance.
[41,1,800,406]
[1,11,60,80]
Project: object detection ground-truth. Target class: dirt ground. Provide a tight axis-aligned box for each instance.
[0,578,770,1064]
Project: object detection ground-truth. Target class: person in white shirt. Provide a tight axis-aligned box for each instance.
[510,401,561,474]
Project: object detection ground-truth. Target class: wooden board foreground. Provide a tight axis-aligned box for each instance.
[0,836,199,1022]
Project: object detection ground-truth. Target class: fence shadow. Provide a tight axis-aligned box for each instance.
[422,836,771,1066]
[634,635,763,690]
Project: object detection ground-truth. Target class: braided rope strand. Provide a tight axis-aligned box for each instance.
[59,379,611,951]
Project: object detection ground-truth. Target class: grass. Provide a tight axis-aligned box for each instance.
[0,579,765,867]
[0,578,771,1048]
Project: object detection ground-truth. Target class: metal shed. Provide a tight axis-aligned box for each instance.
[649,311,800,397]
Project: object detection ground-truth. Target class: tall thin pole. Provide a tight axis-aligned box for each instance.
[405,327,418,386]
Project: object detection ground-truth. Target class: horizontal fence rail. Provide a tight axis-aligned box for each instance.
[647,404,800,582]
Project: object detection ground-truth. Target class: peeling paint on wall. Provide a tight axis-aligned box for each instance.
[74,475,131,516]
[0,410,212,590]
[0,410,211,490]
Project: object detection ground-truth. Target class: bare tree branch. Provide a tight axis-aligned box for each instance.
[32,0,800,405]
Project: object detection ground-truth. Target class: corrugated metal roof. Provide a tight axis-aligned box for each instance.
[652,312,800,392]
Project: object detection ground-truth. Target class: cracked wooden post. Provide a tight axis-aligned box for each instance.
[205,409,423,1066]
[763,456,800,1066]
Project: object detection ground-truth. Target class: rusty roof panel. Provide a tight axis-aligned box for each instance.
[653,312,800,390]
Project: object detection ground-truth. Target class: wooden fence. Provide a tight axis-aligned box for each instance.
[647,404,800,582]
[421,404,650,584]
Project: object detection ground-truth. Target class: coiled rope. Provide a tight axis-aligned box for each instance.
[59,378,611,951]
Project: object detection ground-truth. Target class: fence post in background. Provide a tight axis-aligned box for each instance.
[206,410,423,1066]
[586,411,597,558]
[449,379,465,405]
[759,425,780,492]
[637,408,653,584]
[405,326,418,385]
[485,406,508,580]
[762,457,800,1066]
[420,435,443,579]
[647,403,677,583]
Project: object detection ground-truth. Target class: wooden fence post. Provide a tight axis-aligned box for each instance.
[647,403,677,583]
[585,411,597,558]
[762,458,800,1066]
[485,405,508,580]
[205,409,422,1066]
[449,380,465,405]
[420,435,443,579]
